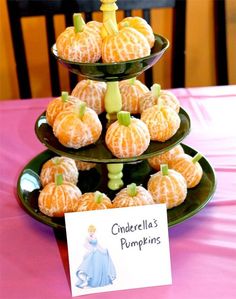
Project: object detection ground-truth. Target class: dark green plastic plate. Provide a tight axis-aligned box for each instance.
[17,144,216,230]
[51,34,169,82]
[35,108,191,163]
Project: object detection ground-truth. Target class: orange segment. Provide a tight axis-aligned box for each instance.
[76,191,112,211]
[71,80,106,114]
[105,112,150,158]
[118,16,155,48]
[170,153,203,188]
[102,27,150,63]
[75,160,96,171]
[112,184,154,208]
[38,181,82,217]
[46,93,81,126]
[148,145,184,171]
[141,105,180,142]
[140,85,180,113]
[148,166,187,209]
[53,105,102,149]
[56,19,102,63]
[119,78,149,114]
[40,156,79,187]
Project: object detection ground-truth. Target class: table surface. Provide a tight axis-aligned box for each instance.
[0,85,236,299]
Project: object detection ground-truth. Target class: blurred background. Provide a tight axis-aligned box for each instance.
[0,0,235,100]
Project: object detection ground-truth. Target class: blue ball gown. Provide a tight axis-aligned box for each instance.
[76,238,116,288]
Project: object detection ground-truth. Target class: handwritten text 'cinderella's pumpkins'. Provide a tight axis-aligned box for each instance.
[111,219,161,251]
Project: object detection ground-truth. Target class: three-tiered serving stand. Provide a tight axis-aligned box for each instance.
[17,0,216,230]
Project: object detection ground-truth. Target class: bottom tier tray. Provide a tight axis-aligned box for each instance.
[17,144,216,229]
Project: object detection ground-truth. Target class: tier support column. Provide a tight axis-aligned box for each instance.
[104,81,122,122]
[107,163,124,190]
[100,0,122,122]
[100,0,123,190]
[100,0,118,35]
[105,82,123,190]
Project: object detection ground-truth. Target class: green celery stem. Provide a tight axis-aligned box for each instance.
[53,157,60,165]
[73,13,85,33]
[94,191,103,204]
[192,153,203,163]
[117,111,131,126]
[122,21,129,27]
[129,77,136,85]
[104,19,118,35]
[127,183,137,197]
[55,173,63,186]
[151,83,161,98]
[79,102,86,119]
[61,91,68,102]
[161,164,168,176]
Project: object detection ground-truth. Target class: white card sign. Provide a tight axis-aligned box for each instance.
[65,204,172,297]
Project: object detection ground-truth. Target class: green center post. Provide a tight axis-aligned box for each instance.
[100,1,124,190]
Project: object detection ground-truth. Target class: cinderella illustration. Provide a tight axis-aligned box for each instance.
[75,225,116,288]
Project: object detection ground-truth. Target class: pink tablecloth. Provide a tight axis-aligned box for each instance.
[0,85,236,299]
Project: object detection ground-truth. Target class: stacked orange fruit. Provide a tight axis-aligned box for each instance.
[118,17,155,48]
[148,145,184,171]
[119,78,149,114]
[37,12,205,217]
[75,160,96,171]
[40,156,78,187]
[170,152,203,188]
[102,19,151,63]
[71,80,106,115]
[141,104,181,142]
[46,91,81,126]
[76,191,112,211]
[56,14,102,62]
[148,164,187,209]
[56,13,155,63]
[38,174,82,217]
[140,84,180,113]
[105,111,150,158]
[53,102,102,149]
[112,183,154,208]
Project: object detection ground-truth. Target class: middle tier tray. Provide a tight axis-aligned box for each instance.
[35,108,191,163]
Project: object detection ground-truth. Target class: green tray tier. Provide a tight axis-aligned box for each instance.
[17,144,216,229]
[35,108,191,163]
[51,34,169,82]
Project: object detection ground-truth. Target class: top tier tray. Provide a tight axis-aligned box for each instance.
[52,34,169,82]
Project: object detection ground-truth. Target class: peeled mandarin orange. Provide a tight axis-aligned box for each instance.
[148,164,187,209]
[148,144,184,171]
[102,19,150,63]
[119,78,149,114]
[170,153,203,188]
[158,90,180,112]
[40,156,78,187]
[76,191,112,211]
[86,20,103,35]
[140,84,180,113]
[38,174,82,217]
[75,160,96,171]
[56,14,102,62]
[71,80,106,114]
[112,183,154,208]
[53,102,102,149]
[118,16,155,48]
[141,104,180,142]
[46,91,81,126]
[105,111,150,158]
